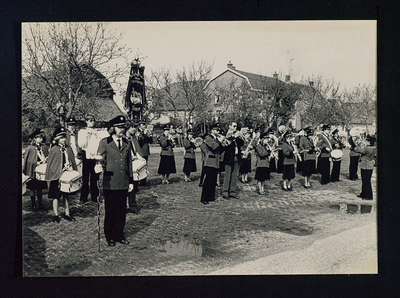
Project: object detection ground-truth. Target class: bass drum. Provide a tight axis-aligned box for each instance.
[330,149,344,161]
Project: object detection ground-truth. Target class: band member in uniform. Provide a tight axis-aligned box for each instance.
[239,130,252,184]
[222,122,244,200]
[281,131,296,191]
[266,128,277,172]
[330,129,344,182]
[299,127,317,188]
[276,125,287,174]
[295,129,304,173]
[125,121,143,214]
[23,128,49,211]
[254,132,271,195]
[348,132,361,180]
[96,115,134,247]
[78,114,101,203]
[198,134,208,187]
[354,135,377,200]
[137,120,153,186]
[317,124,333,185]
[66,117,81,159]
[45,127,78,223]
[201,123,224,205]
[182,129,197,182]
[157,124,176,184]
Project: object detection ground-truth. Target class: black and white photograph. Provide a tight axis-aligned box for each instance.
[21,20,377,277]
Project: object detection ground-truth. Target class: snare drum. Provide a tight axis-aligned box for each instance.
[35,163,47,181]
[132,158,149,181]
[59,170,82,193]
[330,149,344,161]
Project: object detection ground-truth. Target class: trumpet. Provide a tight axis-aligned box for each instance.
[310,135,321,156]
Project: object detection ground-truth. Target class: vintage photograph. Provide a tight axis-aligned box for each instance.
[21,20,377,276]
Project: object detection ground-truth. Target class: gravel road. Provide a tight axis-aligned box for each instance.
[208,222,377,275]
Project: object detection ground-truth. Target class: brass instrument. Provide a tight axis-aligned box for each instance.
[241,134,257,158]
[216,132,232,146]
[311,134,321,157]
[264,135,279,160]
[289,139,302,162]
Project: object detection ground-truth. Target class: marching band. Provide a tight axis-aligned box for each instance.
[22,116,377,246]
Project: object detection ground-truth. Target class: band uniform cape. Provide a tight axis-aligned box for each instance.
[23,145,49,178]
[45,144,78,181]
[97,136,134,190]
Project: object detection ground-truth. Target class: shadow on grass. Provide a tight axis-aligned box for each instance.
[23,226,92,277]
[124,213,158,238]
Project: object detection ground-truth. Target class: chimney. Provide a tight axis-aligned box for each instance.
[227,61,235,70]
[273,72,278,79]
[285,75,290,82]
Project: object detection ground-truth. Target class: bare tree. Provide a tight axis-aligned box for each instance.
[146,60,214,130]
[297,76,343,129]
[22,22,131,128]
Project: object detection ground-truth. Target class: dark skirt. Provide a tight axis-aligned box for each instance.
[158,155,177,174]
[302,159,316,177]
[183,158,197,174]
[255,167,270,182]
[26,178,48,190]
[239,156,251,174]
[282,164,295,180]
[277,151,284,173]
[269,157,277,172]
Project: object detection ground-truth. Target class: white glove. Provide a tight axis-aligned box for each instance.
[128,184,134,193]
[94,164,103,174]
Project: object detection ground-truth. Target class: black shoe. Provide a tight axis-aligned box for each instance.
[80,199,88,204]
[222,195,230,200]
[202,201,209,205]
[357,194,364,198]
[107,240,116,247]
[52,216,60,223]
[282,186,288,191]
[32,205,38,212]
[118,238,130,245]
[63,214,76,221]
[199,183,203,187]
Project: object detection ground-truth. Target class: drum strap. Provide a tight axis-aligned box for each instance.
[36,147,46,163]
[320,133,333,151]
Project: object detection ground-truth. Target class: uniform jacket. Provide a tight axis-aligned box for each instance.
[203,134,223,168]
[281,141,296,165]
[137,129,153,157]
[348,137,361,157]
[97,136,133,190]
[45,144,77,181]
[223,134,244,164]
[23,144,49,179]
[183,138,196,159]
[317,133,332,158]
[199,142,207,162]
[158,134,175,156]
[254,143,270,168]
[299,136,316,161]
[354,144,377,170]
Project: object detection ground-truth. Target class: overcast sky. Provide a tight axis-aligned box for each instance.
[109,20,376,91]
